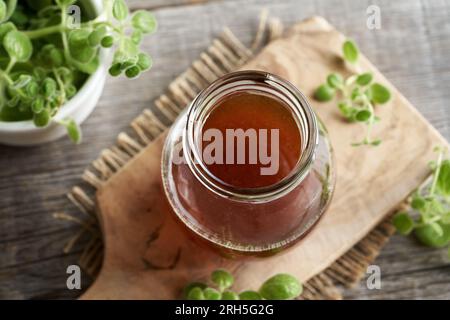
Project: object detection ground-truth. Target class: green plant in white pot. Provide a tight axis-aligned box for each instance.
[0,0,156,145]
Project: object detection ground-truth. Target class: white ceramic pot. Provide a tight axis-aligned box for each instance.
[0,0,107,146]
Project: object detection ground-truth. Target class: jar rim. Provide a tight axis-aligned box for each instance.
[183,70,319,203]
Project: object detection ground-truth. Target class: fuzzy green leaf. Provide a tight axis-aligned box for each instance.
[356,72,373,86]
[326,73,343,89]
[355,109,372,122]
[259,274,302,300]
[342,39,359,63]
[393,212,414,235]
[239,291,262,300]
[203,288,221,300]
[33,109,50,127]
[0,0,6,22]
[3,30,33,62]
[415,222,450,248]
[314,84,335,102]
[436,160,450,197]
[132,10,157,34]
[187,287,205,300]
[137,52,152,71]
[221,291,239,300]
[62,118,82,144]
[211,269,234,291]
[112,0,128,21]
[183,282,207,298]
[367,83,391,104]
[411,196,426,210]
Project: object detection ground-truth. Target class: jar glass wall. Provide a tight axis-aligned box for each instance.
[161,71,335,256]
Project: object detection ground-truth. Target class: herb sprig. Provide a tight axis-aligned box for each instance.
[0,0,156,143]
[185,269,303,300]
[314,39,391,146]
[393,146,450,258]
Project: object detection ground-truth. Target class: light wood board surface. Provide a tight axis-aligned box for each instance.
[0,0,449,299]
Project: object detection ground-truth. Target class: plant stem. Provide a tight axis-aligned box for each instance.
[23,24,63,39]
[0,69,13,85]
[429,148,444,196]
[416,215,442,227]
[364,101,375,144]
[5,58,16,74]
[53,68,66,105]
[58,4,74,67]
[23,10,110,40]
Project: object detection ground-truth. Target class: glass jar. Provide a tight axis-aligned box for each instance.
[161,71,335,257]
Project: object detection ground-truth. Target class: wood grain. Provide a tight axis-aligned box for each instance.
[0,0,449,299]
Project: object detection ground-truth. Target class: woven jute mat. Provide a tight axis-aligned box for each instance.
[58,12,400,300]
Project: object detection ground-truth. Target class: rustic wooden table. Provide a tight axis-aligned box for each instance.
[0,0,449,300]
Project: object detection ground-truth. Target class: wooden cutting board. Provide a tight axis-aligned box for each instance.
[81,16,449,299]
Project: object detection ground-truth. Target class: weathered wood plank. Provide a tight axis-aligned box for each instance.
[0,0,449,299]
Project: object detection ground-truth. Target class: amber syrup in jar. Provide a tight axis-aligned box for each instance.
[161,71,335,257]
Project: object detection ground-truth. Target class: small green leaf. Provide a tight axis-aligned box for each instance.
[211,269,234,291]
[338,102,357,120]
[137,52,152,71]
[415,222,450,248]
[62,118,82,144]
[183,282,207,298]
[411,196,426,210]
[65,84,77,98]
[39,44,64,68]
[393,212,414,235]
[314,84,335,102]
[131,29,142,45]
[3,30,33,62]
[187,287,205,300]
[203,288,221,300]
[436,160,450,197]
[355,109,372,122]
[221,291,239,300]
[367,83,391,104]
[13,74,32,89]
[122,38,138,56]
[442,212,450,225]
[33,109,50,127]
[371,139,382,146]
[342,39,359,63]
[239,291,262,300]
[132,10,157,34]
[42,78,57,98]
[0,0,6,22]
[326,73,343,89]
[6,95,19,108]
[0,22,16,43]
[69,29,96,63]
[125,66,140,78]
[109,63,122,77]
[88,26,107,47]
[70,55,100,74]
[120,58,136,71]
[1,0,16,23]
[356,72,373,86]
[101,35,114,48]
[26,81,39,96]
[259,274,302,300]
[351,87,362,100]
[112,0,128,21]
